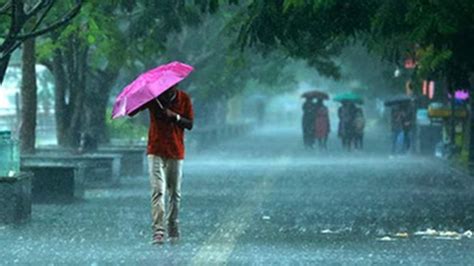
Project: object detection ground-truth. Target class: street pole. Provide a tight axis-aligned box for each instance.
[468,73,474,162]
[451,88,456,148]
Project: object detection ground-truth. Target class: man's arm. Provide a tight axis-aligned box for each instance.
[176,115,193,130]
[164,109,193,130]
[129,102,150,117]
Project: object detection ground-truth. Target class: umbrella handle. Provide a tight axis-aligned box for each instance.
[155,98,164,109]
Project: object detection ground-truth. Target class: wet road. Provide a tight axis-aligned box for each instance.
[2,126,474,265]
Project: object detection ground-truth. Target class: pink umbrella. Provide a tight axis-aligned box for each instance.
[112,61,194,119]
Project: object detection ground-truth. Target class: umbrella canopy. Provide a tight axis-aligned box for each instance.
[301,90,329,100]
[333,92,364,104]
[384,95,415,107]
[112,61,194,119]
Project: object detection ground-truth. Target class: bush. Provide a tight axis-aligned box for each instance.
[105,109,148,140]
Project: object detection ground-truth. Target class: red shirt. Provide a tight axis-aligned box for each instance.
[146,90,193,159]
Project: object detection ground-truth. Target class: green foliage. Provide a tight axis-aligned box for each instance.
[236,0,376,79]
[36,39,62,59]
[0,0,81,37]
[55,2,129,70]
[234,0,474,87]
[194,0,241,13]
[369,0,474,84]
[105,109,147,140]
[283,0,305,11]
[160,7,299,102]
[416,45,453,78]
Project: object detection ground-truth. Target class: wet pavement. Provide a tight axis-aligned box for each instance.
[2,126,474,265]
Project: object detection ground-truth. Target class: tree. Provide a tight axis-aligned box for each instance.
[0,0,83,83]
[236,0,377,78]
[368,0,474,160]
[39,1,205,148]
[160,7,299,126]
[38,2,128,147]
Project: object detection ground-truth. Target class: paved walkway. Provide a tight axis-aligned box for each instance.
[2,126,474,265]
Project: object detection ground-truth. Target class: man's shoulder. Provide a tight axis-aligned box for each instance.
[177,90,192,103]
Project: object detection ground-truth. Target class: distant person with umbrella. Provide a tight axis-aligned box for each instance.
[112,61,194,245]
[314,97,330,149]
[352,106,365,150]
[302,97,317,149]
[385,96,415,155]
[390,106,404,154]
[334,92,364,151]
[400,102,414,153]
[337,101,355,150]
[301,90,328,149]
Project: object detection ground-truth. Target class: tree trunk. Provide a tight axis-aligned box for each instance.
[50,36,89,148]
[84,70,119,146]
[66,40,87,148]
[19,38,37,154]
[51,49,69,146]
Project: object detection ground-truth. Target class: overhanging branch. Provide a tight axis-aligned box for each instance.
[21,0,55,37]
[16,1,83,40]
[24,0,53,20]
[0,0,83,84]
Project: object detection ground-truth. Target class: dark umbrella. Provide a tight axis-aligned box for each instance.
[384,95,415,107]
[301,90,329,100]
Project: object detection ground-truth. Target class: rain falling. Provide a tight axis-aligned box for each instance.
[1,1,474,265]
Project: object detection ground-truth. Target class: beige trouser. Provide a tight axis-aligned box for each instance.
[147,155,183,233]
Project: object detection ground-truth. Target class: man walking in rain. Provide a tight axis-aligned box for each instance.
[131,84,194,245]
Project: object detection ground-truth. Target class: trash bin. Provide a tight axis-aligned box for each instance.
[0,131,20,177]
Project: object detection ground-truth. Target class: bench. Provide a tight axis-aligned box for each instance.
[98,146,147,177]
[22,153,122,188]
[0,172,32,223]
[21,160,87,202]
[38,145,141,177]
[80,153,122,186]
